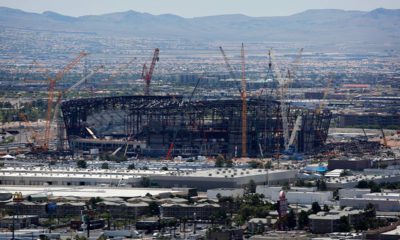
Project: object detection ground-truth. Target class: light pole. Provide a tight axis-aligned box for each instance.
[193,212,196,234]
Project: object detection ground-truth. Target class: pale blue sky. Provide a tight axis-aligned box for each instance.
[0,0,399,17]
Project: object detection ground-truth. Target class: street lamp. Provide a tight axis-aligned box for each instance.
[193,212,196,234]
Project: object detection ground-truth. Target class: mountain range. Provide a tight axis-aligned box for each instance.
[0,7,399,46]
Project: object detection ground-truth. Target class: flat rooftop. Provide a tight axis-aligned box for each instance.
[0,185,181,198]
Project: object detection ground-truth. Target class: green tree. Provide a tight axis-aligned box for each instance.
[215,154,224,168]
[140,177,151,187]
[225,158,233,168]
[365,203,376,219]
[356,180,369,188]
[338,216,351,232]
[248,160,262,169]
[127,163,135,170]
[264,161,272,169]
[323,204,330,212]
[318,180,327,191]
[368,181,381,193]
[311,202,321,214]
[298,210,309,230]
[77,160,87,169]
[74,236,87,240]
[101,162,109,169]
[287,209,296,230]
[148,202,160,216]
[247,180,256,193]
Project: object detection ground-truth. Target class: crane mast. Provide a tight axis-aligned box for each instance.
[241,43,247,157]
[219,45,247,157]
[143,48,160,95]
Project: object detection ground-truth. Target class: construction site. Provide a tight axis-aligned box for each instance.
[1,45,335,159]
[61,95,332,158]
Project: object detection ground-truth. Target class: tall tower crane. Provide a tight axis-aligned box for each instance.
[240,43,247,157]
[219,45,247,157]
[142,48,160,95]
[42,51,87,151]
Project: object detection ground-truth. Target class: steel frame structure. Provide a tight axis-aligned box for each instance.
[61,95,331,157]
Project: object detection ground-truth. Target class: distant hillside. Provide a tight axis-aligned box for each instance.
[0,7,399,46]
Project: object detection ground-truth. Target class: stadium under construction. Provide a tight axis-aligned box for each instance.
[61,95,332,158]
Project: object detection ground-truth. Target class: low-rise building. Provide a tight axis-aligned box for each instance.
[255,186,282,201]
[286,191,333,205]
[340,198,400,212]
[309,209,365,234]
[160,203,220,220]
[207,188,244,200]
[0,215,39,229]
[339,188,371,199]
[328,158,372,171]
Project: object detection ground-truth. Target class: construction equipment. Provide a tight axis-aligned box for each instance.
[106,57,137,83]
[52,64,104,126]
[142,48,159,95]
[380,126,388,147]
[219,45,247,157]
[165,71,204,160]
[316,75,332,114]
[240,43,247,157]
[269,50,290,151]
[42,51,87,151]
[362,128,368,142]
[288,116,302,150]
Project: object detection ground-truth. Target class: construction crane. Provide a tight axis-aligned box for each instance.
[50,64,104,150]
[219,45,247,157]
[316,74,333,115]
[52,64,104,125]
[142,48,160,95]
[240,43,247,157]
[269,50,290,151]
[106,57,137,83]
[284,48,304,150]
[42,51,87,151]
[165,71,204,160]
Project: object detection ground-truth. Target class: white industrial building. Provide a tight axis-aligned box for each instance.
[326,174,400,189]
[256,186,282,201]
[0,167,297,191]
[340,198,400,212]
[362,192,400,200]
[286,191,333,205]
[149,168,298,191]
[338,188,371,199]
[207,188,244,200]
[256,186,332,205]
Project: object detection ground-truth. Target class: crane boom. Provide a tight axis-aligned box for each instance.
[52,64,104,128]
[43,51,87,151]
[218,46,241,94]
[143,48,160,95]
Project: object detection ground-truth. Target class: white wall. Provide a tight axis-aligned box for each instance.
[255,186,282,201]
[339,188,371,199]
[286,191,333,205]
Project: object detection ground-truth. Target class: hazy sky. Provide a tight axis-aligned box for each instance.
[0,0,399,17]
